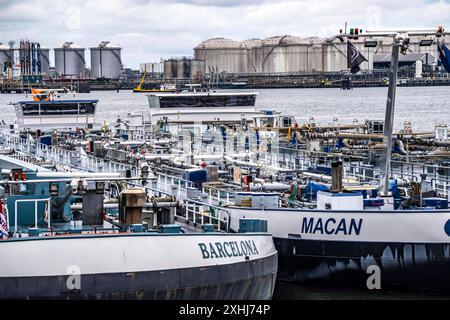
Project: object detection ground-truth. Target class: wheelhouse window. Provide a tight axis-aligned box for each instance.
[21,103,40,115]
[19,102,96,116]
[39,103,78,115]
[79,103,96,114]
[282,117,292,127]
[158,94,256,108]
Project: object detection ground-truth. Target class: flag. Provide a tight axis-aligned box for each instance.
[437,40,450,73]
[0,205,9,240]
[347,41,368,74]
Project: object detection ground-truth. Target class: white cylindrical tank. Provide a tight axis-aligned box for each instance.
[415,60,423,78]
[54,42,86,78]
[39,48,50,74]
[90,41,122,79]
[0,44,11,74]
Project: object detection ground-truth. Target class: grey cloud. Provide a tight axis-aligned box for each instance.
[0,0,448,68]
[141,0,278,7]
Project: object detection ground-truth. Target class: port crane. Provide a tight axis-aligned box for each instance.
[133,71,177,93]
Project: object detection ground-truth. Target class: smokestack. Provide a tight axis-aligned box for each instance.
[331,161,343,193]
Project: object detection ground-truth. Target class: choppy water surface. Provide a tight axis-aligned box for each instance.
[1,86,450,299]
[0,86,449,132]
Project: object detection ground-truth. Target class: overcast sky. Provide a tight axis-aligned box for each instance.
[1,0,449,68]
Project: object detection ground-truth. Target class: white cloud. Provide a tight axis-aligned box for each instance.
[0,0,448,68]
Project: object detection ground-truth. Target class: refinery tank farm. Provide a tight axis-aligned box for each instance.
[1,29,449,93]
[2,16,450,305]
[0,39,124,93]
[194,35,437,73]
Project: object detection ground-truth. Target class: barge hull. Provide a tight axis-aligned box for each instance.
[0,253,277,299]
[275,237,450,292]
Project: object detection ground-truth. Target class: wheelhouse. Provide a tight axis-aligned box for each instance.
[148,92,257,109]
[14,99,98,130]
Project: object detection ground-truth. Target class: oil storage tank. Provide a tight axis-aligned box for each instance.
[163,58,178,79]
[0,44,12,74]
[194,38,248,73]
[163,57,205,80]
[90,41,122,79]
[54,42,85,78]
[39,48,50,74]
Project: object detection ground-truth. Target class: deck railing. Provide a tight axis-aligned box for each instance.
[0,133,134,175]
[13,197,51,237]
[182,198,230,232]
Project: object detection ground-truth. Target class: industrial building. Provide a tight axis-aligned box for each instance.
[139,62,164,74]
[0,44,12,74]
[54,42,85,78]
[163,57,205,80]
[90,41,122,80]
[1,40,124,81]
[194,35,445,74]
[0,41,50,78]
[373,53,434,68]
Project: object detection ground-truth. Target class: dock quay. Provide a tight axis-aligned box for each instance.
[2,73,450,94]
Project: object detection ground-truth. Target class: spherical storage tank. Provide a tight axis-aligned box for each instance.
[90,41,122,79]
[54,42,86,78]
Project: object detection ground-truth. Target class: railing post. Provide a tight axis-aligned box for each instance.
[14,201,18,238]
[217,211,221,231]
[201,206,204,225]
[47,199,51,229]
[34,201,38,228]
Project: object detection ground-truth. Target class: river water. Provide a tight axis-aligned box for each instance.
[272,282,450,300]
[1,86,449,132]
[1,86,450,299]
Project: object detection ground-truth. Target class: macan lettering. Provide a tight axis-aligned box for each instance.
[301,217,363,235]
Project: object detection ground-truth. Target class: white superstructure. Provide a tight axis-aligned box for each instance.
[147,91,262,125]
[14,90,99,131]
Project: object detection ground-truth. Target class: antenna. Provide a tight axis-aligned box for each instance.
[334,26,450,196]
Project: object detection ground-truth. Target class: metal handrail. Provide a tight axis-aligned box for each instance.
[156,172,194,200]
[0,133,133,174]
[13,197,51,237]
[182,198,231,232]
